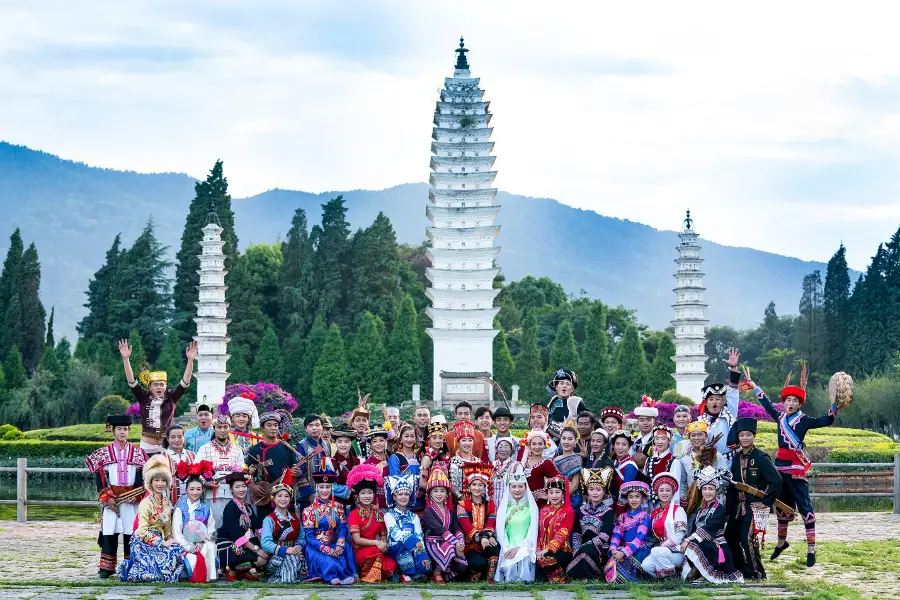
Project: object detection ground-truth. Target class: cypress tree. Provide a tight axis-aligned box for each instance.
[3,346,27,390]
[419,311,434,400]
[347,312,388,402]
[0,362,5,391]
[846,246,892,375]
[312,324,349,414]
[0,229,23,356]
[492,324,516,397]
[548,319,580,377]
[580,302,611,410]
[155,329,184,388]
[648,333,676,398]
[386,295,423,403]
[345,213,401,328]
[611,325,649,408]
[107,221,173,362]
[514,311,545,404]
[172,161,238,340]
[277,209,315,339]
[254,327,285,385]
[882,226,900,358]
[2,287,22,362]
[281,333,305,397]
[296,315,327,402]
[228,344,252,385]
[311,196,350,326]
[227,252,270,367]
[127,329,148,372]
[56,338,72,372]
[77,234,122,342]
[18,243,46,374]
[823,244,851,372]
[46,306,55,348]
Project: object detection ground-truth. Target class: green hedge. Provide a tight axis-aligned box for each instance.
[0,440,106,459]
[827,446,899,464]
[23,424,140,442]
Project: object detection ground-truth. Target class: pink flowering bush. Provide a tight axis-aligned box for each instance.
[626,400,779,426]
[221,382,298,415]
[126,403,141,417]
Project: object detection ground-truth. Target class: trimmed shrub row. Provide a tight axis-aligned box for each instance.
[0,440,106,458]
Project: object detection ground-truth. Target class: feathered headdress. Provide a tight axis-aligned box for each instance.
[781,359,808,404]
[352,388,371,420]
[478,376,511,409]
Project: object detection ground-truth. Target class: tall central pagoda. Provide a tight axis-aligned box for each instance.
[671,210,709,403]
[425,37,501,408]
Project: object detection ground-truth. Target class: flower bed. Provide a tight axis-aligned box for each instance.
[221,382,297,415]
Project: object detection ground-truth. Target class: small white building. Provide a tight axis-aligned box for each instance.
[193,208,231,406]
[671,210,709,403]
[425,38,501,409]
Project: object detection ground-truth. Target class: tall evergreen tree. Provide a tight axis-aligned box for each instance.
[386,295,423,403]
[0,229,23,356]
[254,327,285,385]
[228,344,252,385]
[2,284,22,362]
[107,221,173,362]
[0,362,5,392]
[172,161,238,340]
[514,311,545,403]
[45,306,55,348]
[846,246,892,375]
[296,316,327,402]
[155,329,184,388]
[227,251,271,369]
[823,244,851,372]
[580,302,611,410]
[312,324,349,414]
[882,225,900,359]
[281,334,305,397]
[277,208,315,339]
[418,311,434,400]
[611,325,649,408]
[77,234,122,341]
[492,324,516,397]
[548,319,581,377]
[17,243,46,373]
[311,196,350,326]
[3,346,27,390]
[347,312,388,402]
[648,333,676,398]
[345,212,401,328]
[796,270,825,370]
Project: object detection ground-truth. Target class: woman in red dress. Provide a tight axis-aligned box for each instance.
[535,475,575,583]
[346,463,397,583]
[519,430,560,508]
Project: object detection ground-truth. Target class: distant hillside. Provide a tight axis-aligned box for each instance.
[0,142,830,339]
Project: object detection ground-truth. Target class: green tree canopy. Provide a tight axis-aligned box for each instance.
[386,295,423,403]
[312,323,348,414]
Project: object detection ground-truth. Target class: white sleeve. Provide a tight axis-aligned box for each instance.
[172,508,189,550]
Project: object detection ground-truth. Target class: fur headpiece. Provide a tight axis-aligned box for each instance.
[142,454,172,492]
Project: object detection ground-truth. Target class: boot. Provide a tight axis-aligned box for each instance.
[770,541,789,560]
[806,552,816,568]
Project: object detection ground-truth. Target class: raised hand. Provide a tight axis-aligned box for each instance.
[185,341,199,361]
[118,339,132,359]
[741,365,754,387]
[724,348,740,370]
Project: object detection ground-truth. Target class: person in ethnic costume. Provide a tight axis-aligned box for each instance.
[228,394,261,456]
[119,339,197,456]
[422,464,468,582]
[567,466,615,581]
[195,413,246,525]
[246,410,300,530]
[670,421,727,517]
[85,415,148,578]
[680,466,743,584]
[260,482,306,583]
[519,429,561,508]
[491,437,516,507]
[672,405,692,445]
[554,426,584,510]
[696,347,742,458]
[604,480,652,583]
[642,424,674,480]
[630,396,659,470]
[333,425,361,510]
[749,365,845,568]
[535,475,575,583]
[118,455,184,582]
[448,420,482,501]
[725,416,781,580]
[172,461,218,582]
[641,473,687,579]
[388,424,425,513]
[584,428,614,470]
[164,424,194,504]
[295,414,334,512]
[546,369,586,426]
[495,462,539,583]
[217,470,268,582]
[364,426,391,509]
[517,404,558,460]
[457,462,499,582]
[487,406,519,463]
[350,390,373,460]
[347,463,397,583]
[599,407,625,440]
[609,430,639,516]
[384,470,432,582]
[302,456,358,585]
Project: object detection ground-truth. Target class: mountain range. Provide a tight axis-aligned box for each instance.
[0,141,831,341]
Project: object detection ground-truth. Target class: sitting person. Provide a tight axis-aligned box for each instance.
[260,483,306,583]
[604,481,652,583]
[119,455,184,582]
[347,464,397,583]
[457,463,499,582]
[302,458,358,585]
[172,462,218,582]
[641,473,687,579]
[680,466,744,584]
[519,430,560,508]
[536,475,575,583]
[216,470,267,582]
[384,470,432,582]
[422,464,467,583]
[495,462,539,583]
[567,466,615,581]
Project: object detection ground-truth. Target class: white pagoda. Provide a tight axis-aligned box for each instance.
[193,207,231,406]
[425,37,501,408]
[671,210,709,403]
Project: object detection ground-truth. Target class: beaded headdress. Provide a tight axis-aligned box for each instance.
[581,466,614,492]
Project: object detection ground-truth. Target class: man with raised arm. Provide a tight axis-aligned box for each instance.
[119,338,197,456]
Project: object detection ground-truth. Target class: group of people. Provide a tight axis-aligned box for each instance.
[85,341,846,586]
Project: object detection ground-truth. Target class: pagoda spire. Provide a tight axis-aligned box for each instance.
[671,209,708,403]
[455,36,469,70]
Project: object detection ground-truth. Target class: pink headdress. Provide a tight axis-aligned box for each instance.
[346,462,384,493]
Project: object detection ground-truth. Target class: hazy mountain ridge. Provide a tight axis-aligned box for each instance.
[0,142,828,339]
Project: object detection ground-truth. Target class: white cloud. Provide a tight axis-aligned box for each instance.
[1,1,899,270]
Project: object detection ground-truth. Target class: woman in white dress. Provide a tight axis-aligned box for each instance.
[172,462,218,582]
[495,462,539,582]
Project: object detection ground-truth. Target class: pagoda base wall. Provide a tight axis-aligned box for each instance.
[674,374,707,404]
[429,332,496,409]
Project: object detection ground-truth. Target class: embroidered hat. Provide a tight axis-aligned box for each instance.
[695,465,732,492]
[428,421,447,437]
[529,404,549,420]
[608,429,632,449]
[311,456,339,485]
[426,463,452,492]
[347,463,382,494]
[674,404,691,415]
[699,383,727,415]
[685,421,709,434]
[525,429,550,447]
[634,396,659,418]
[651,472,679,496]
[651,424,672,439]
[227,395,260,429]
[212,413,232,426]
[547,368,578,393]
[332,424,356,440]
[271,483,294,498]
[463,462,493,488]
[619,480,651,500]
[506,462,528,486]
[386,470,417,503]
[599,407,625,425]
[544,475,567,491]
[365,425,390,440]
[259,409,293,433]
[581,466,614,492]
[453,420,476,441]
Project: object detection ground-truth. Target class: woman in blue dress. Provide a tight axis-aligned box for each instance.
[604,480,652,583]
[302,458,358,585]
[384,470,432,582]
[388,425,425,513]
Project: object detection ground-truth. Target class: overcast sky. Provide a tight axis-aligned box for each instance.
[2,1,899,270]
